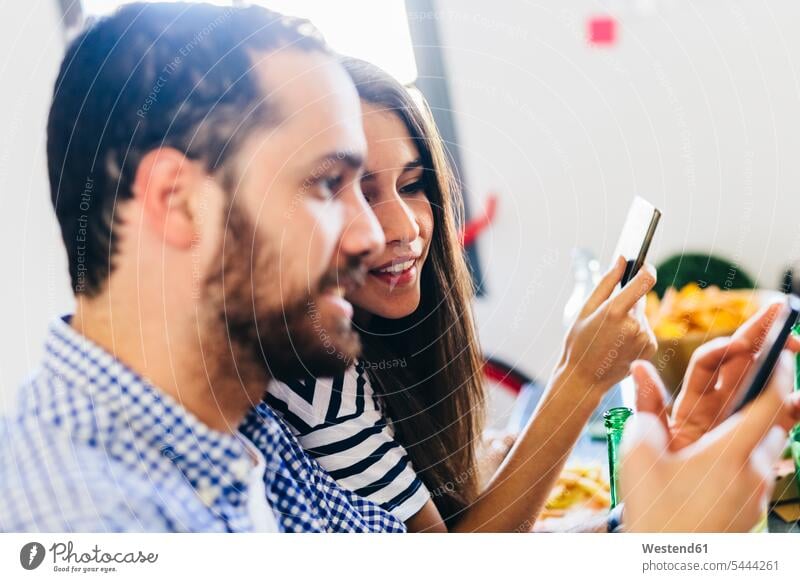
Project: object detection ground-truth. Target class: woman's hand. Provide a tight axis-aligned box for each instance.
[454,257,655,532]
[635,302,800,451]
[557,256,657,399]
[621,351,800,532]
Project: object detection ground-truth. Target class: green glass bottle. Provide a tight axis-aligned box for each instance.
[793,323,800,499]
[792,426,800,500]
[605,406,633,509]
[794,322,800,390]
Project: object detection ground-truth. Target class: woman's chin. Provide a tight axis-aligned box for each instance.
[349,291,420,320]
[378,305,417,319]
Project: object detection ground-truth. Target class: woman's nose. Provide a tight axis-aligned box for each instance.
[378,193,420,245]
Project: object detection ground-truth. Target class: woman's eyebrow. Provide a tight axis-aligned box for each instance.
[403,158,423,172]
[362,158,423,181]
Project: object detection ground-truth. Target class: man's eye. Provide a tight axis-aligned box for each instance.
[398,180,425,195]
[319,175,344,197]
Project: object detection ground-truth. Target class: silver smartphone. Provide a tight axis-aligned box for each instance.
[613,197,661,287]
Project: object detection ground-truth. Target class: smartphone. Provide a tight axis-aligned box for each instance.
[731,294,800,414]
[613,197,661,287]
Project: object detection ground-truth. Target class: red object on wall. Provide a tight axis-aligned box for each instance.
[460,193,498,247]
[588,15,617,46]
[483,357,533,395]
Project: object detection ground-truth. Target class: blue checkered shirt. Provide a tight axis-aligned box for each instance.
[0,316,405,533]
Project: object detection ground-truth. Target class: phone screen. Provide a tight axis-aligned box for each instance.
[612,197,661,287]
[731,294,800,414]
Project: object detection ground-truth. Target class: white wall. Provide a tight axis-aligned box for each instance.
[0,1,73,411]
[434,0,800,381]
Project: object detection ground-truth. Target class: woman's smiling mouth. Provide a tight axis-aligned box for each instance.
[369,256,419,288]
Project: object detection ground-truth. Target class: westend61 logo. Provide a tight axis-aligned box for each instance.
[19,541,158,574]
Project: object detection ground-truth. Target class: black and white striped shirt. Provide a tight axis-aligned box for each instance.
[265,361,430,521]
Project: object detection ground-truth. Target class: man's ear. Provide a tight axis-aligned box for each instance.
[132,148,207,249]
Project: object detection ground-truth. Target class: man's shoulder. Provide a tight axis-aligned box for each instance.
[0,418,207,533]
[240,402,405,532]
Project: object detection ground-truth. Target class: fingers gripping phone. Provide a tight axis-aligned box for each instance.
[731,294,800,414]
[613,197,662,288]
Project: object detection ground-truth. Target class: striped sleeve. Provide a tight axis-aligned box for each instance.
[265,363,430,522]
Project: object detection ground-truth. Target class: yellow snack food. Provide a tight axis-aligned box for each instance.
[647,283,758,339]
[541,463,611,519]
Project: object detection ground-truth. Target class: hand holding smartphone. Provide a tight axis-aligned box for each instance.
[730,294,800,414]
[613,197,661,288]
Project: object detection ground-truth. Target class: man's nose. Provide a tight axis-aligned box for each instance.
[339,186,385,263]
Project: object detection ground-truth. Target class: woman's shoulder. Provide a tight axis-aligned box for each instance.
[265,363,379,434]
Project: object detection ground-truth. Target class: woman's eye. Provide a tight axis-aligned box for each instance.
[398,180,425,195]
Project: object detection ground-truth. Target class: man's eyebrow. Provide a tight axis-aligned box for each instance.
[311,152,364,170]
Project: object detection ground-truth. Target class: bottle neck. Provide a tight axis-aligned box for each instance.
[604,406,633,432]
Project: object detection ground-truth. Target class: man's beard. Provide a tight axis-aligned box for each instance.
[201,202,363,385]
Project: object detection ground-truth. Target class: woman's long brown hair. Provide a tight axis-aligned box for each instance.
[342,57,486,524]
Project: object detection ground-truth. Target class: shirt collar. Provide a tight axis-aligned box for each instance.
[24,316,258,522]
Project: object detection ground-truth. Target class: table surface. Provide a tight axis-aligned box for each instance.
[570,427,800,533]
[513,377,799,532]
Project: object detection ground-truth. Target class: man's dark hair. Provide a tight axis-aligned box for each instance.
[47,2,328,296]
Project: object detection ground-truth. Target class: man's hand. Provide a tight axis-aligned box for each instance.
[622,351,800,532]
[635,301,800,451]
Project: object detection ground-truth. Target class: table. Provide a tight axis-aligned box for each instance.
[513,378,800,531]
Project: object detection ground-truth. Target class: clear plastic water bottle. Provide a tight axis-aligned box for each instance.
[563,249,600,329]
[564,249,624,440]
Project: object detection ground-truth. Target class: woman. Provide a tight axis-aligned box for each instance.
[266,57,657,532]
